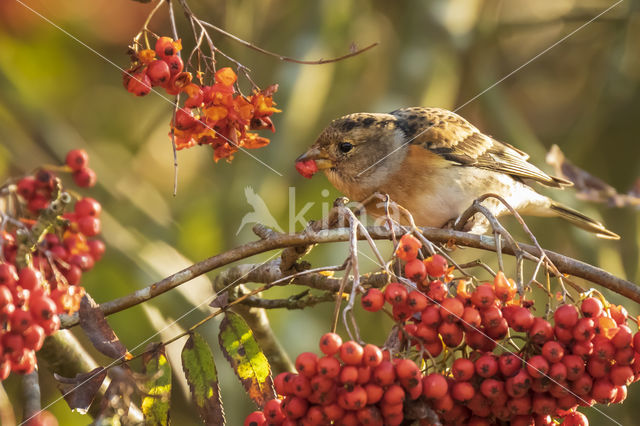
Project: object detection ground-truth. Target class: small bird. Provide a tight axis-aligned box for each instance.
[296,107,619,239]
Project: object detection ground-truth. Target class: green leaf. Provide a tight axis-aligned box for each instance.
[181,333,225,425]
[141,345,172,426]
[218,312,275,408]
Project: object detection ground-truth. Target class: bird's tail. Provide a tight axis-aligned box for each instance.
[549,202,620,240]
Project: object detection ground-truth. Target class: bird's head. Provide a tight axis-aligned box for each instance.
[295,112,407,198]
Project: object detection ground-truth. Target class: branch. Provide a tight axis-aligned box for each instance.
[60,226,639,329]
[22,371,41,423]
[197,20,378,65]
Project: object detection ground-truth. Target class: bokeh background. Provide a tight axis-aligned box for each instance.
[1,0,639,424]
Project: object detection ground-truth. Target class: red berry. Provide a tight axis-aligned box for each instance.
[283,396,308,419]
[318,332,342,356]
[383,384,405,405]
[422,373,448,399]
[384,282,407,305]
[475,354,498,378]
[562,355,585,381]
[470,284,495,309]
[581,297,603,318]
[10,309,33,333]
[373,361,396,386]
[65,149,89,171]
[554,304,579,329]
[529,318,553,344]
[0,263,18,287]
[420,305,441,328]
[439,297,464,323]
[16,177,37,199]
[174,108,198,130]
[74,198,101,217]
[573,318,595,342]
[424,254,448,277]
[30,296,57,321]
[339,365,358,385]
[78,216,101,237]
[510,306,534,332]
[404,258,426,282]
[438,321,464,347]
[340,341,363,365]
[462,306,482,329]
[88,240,106,261]
[127,71,152,96]
[73,167,97,188]
[361,288,384,312]
[591,378,616,404]
[563,411,588,426]
[244,410,267,426]
[451,381,475,403]
[480,378,504,399]
[164,55,184,76]
[23,324,46,351]
[541,341,564,363]
[611,324,633,349]
[571,373,593,395]
[146,60,171,85]
[609,304,628,325]
[317,356,340,378]
[295,352,318,378]
[480,305,503,329]
[395,234,421,261]
[406,290,428,312]
[155,36,180,58]
[294,159,317,179]
[263,399,285,424]
[525,355,549,379]
[0,285,12,307]
[339,385,367,410]
[274,372,294,395]
[452,358,475,381]
[362,344,383,367]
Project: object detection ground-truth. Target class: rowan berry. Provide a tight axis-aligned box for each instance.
[439,297,464,323]
[318,332,342,356]
[244,410,266,426]
[475,354,498,378]
[384,282,407,305]
[452,381,475,403]
[295,352,318,378]
[73,167,97,188]
[424,254,448,277]
[155,36,181,58]
[404,258,426,282]
[65,149,89,171]
[395,234,421,261]
[362,344,383,367]
[361,288,384,312]
[339,341,363,365]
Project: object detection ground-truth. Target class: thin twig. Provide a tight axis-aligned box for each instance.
[197,20,378,65]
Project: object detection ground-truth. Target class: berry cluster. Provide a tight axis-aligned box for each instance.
[246,333,426,426]
[123,36,281,162]
[0,149,104,379]
[16,149,96,215]
[357,233,640,425]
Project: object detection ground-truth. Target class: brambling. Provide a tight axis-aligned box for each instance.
[296,107,619,239]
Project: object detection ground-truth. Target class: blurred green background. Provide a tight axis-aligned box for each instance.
[1,0,639,424]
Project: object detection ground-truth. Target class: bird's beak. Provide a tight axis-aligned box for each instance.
[296,147,333,170]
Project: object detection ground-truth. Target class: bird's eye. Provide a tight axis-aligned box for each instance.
[338,142,353,153]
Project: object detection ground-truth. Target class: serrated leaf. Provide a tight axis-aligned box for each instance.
[142,345,172,426]
[218,312,275,408]
[181,333,225,425]
[79,294,132,360]
[54,367,107,414]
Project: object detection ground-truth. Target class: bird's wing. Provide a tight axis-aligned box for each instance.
[391,107,571,188]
